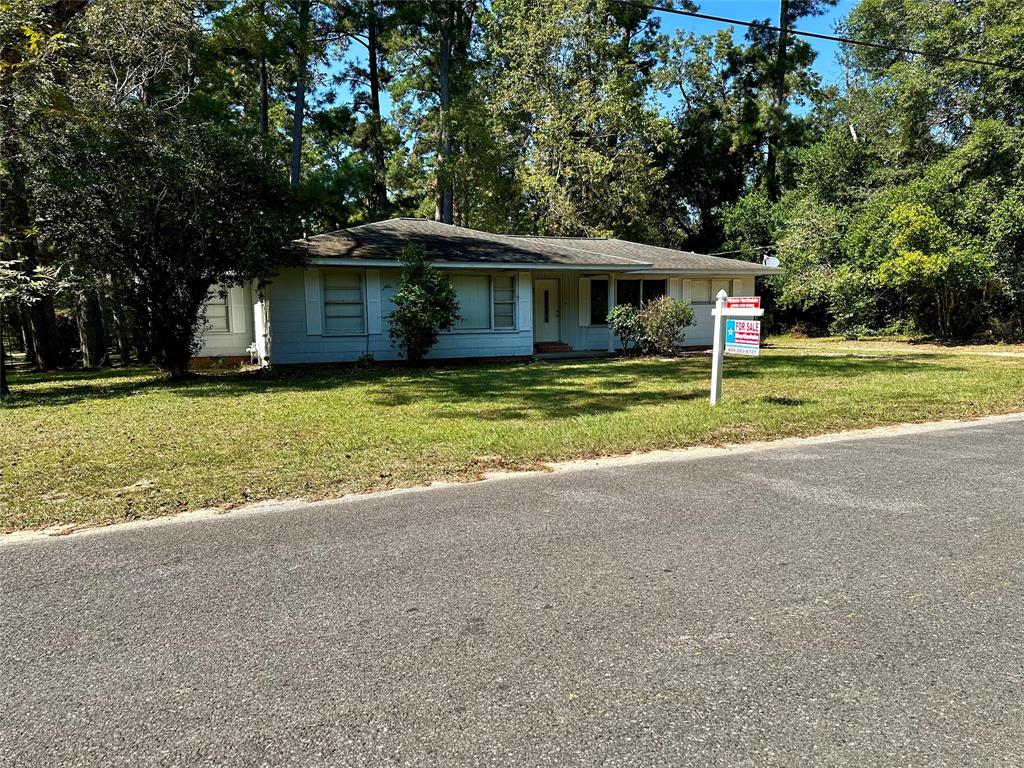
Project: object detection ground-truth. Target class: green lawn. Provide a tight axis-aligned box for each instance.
[3,336,1024,532]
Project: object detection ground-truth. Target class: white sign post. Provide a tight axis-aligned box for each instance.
[710,290,765,405]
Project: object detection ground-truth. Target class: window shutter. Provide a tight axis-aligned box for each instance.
[668,277,682,300]
[228,285,246,334]
[304,268,322,336]
[578,277,591,326]
[517,272,532,331]
[365,269,382,334]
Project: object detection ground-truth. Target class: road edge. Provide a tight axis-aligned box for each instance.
[5,411,1024,546]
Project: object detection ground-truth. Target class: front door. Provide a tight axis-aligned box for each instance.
[533,279,560,342]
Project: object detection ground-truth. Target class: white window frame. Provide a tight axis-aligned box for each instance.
[322,268,367,336]
[690,279,714,304]
[692,278,740,304]
[205,288,231,334]
[492,274,517,331]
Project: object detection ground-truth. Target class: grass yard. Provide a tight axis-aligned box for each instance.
[3,336,1024,532]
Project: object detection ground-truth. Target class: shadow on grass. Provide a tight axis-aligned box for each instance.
[3,353,956,418]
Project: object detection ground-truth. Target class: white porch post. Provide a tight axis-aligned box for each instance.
[607,276,617,352]
[710,289,728,405]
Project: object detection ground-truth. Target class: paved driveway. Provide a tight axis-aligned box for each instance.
[3,418,1024,767]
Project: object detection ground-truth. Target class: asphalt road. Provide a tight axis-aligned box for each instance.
[3,418,1024,767]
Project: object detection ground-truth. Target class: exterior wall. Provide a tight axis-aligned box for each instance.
[194,282,256,359]
[265,267,760,363]
[678,275,755,347]
[268,267,534,364]
[568,273,757,350]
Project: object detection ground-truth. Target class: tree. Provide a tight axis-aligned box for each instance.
[388,0,478,224]
[874,203,995,338]
[0,260,60,399]
[32,114,296,378]
[479,0,673,239]
[763,0,840,201]
[335,0,395,216]
[0,0,89,371]
[387,245,459,362]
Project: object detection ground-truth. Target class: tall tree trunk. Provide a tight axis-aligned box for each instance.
[24,294,59,371]
[0,304,9,399]
[102,291,133,364]
[259,56,270,134]
[765,0,789,202]
[19,305,36,364]
[76,289,107,368]
[0,311,8,399]
[434,10,454,224]
[289,0,311,188]
[367,4,388,215]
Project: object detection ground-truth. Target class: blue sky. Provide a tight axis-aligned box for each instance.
[658,0,858,85]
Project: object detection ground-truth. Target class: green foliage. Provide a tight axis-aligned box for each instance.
[637,296,695,355]
[32,112,295,377]
[479,0,673,239]
[874,204,995,338]
[387,245,459,362]
[607,298,695,355]
[606,304,644,353]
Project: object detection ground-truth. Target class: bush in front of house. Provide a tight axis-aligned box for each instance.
[638,296,695,355]
[388,245,460,362]
[607,297,695,356]
[607,304,645,354]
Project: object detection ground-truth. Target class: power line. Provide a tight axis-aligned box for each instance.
[608,0,1024,74]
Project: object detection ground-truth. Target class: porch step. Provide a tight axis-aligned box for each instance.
[533,341,573,354]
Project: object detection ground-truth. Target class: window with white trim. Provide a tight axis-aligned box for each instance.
[205,288,230,333]
[452,274,517,331]
[323,270,365,334]
[493,274,516,329]
[691,279,713,304]
[590,278,609,325]
[711,279,732,299]
[616,278,667,308]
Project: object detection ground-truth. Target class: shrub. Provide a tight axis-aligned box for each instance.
[606,297,695,356]
[388,245,459,362]
[606,304,644,353]
[637,296,695,355]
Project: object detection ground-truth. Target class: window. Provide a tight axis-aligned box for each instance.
[205,289,230,333]
[617,279,641,308]
[616,278,666,309]
[493,275,516,329]
[590,278,609,325]
[452,274,517,331]
[324,270,364,334]
[691,279,712,304]
[452,274,491,330]
[642,279,667,304]
[692,279,736,304]
[711,279,732,299]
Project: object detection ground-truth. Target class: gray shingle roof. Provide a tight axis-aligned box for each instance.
[296,218,779,275]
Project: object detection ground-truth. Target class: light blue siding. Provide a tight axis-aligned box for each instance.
[268,267,534,363]
[265,268,758,363]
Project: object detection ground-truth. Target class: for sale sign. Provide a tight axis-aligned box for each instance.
[725,318,761,356]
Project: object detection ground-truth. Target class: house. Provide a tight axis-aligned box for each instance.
[193,217,781,365]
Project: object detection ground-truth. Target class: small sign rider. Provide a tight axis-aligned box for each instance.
[709,291,764,405]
